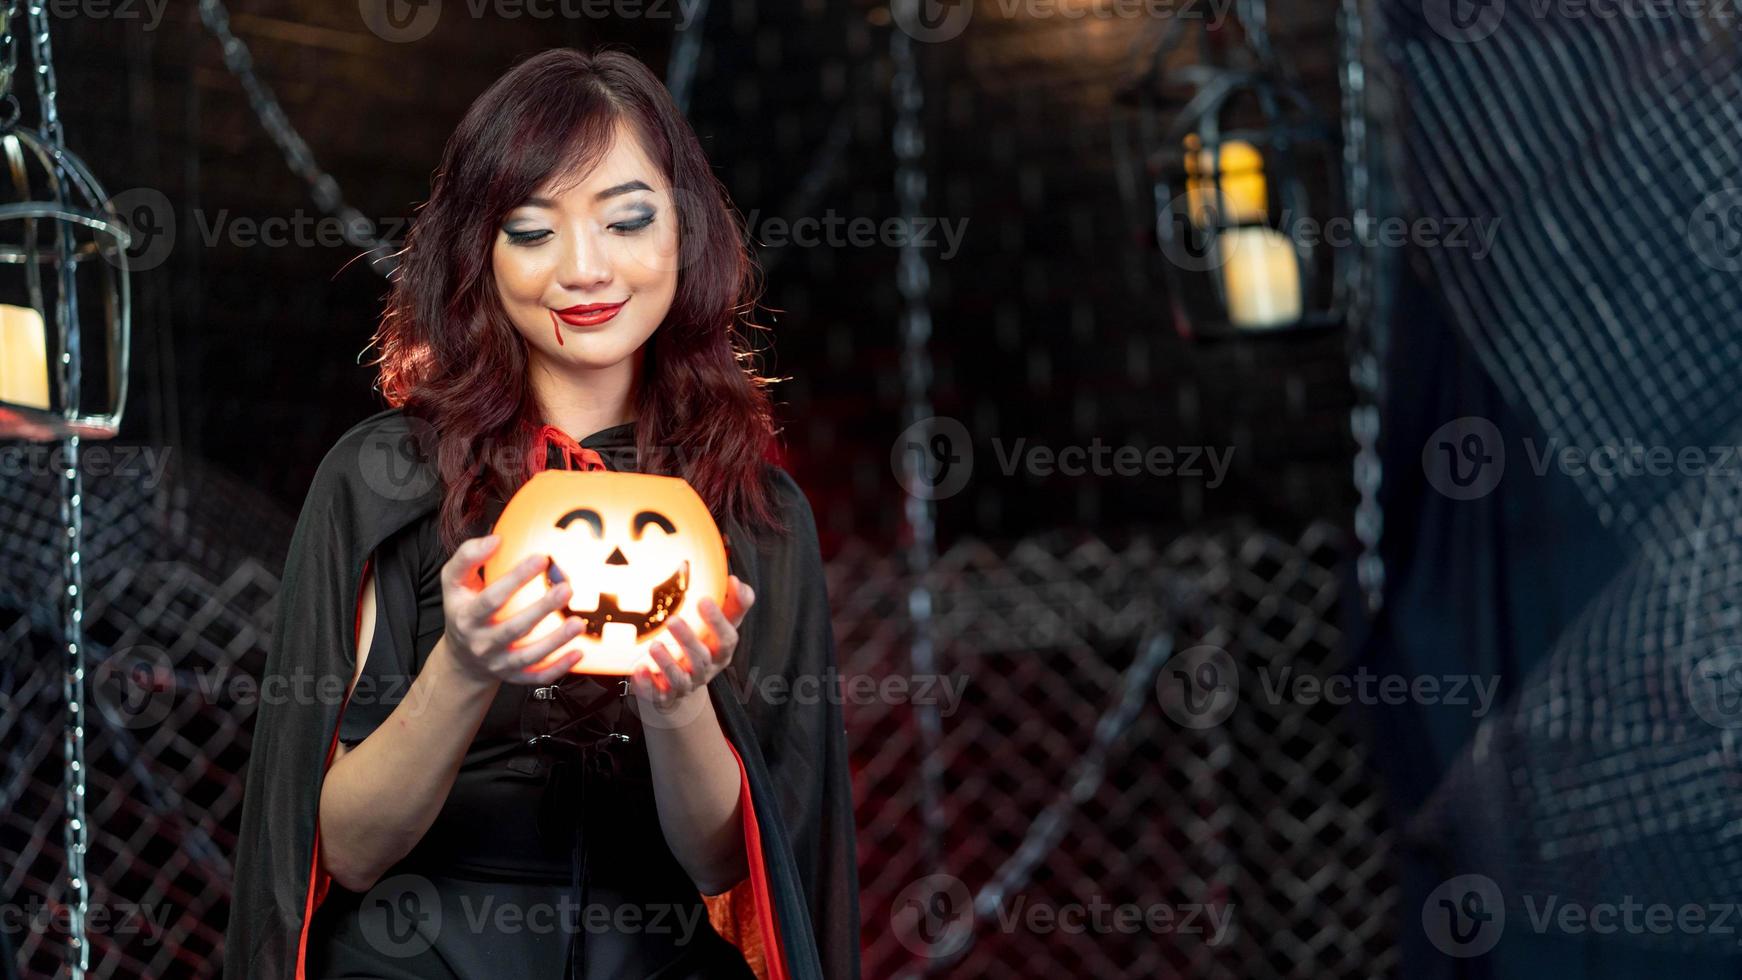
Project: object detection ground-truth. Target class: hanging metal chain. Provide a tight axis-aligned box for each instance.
[196,0,397,276]
[24,0,53,144]
[1340,0,1384,613]
[0,0,23,120]
[1236,0,1308,90]
[1236,0,1277,70]
[888,6,948,953]
[664,0,710,117]
[25,0,91,974]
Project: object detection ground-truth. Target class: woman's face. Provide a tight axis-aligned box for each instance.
[493,119,680,375]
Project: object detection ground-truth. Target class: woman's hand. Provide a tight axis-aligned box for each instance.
[632,575,755,708]
[439,533,587,686]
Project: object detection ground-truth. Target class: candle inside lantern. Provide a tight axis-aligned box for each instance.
[1184,135,1268,227]
[1220,226,1301,330]
[0,303,48,410]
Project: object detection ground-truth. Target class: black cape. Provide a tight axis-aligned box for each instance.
[224,407,860,980]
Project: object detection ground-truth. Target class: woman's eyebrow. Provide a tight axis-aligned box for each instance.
[516,180,653,211]
[595,179,652,201]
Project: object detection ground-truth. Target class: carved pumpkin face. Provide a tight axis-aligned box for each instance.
[483,471,729,675]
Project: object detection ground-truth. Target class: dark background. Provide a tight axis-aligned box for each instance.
[53,1,1354,554]
[27,2,1737,978]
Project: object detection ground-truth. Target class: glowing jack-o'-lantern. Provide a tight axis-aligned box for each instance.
[483,471,729,676]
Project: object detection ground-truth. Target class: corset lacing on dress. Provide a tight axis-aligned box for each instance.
[522,424,629,979]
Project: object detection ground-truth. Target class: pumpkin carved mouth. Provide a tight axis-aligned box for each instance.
[546,560,689,639]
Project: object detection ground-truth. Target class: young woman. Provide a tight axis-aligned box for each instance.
[225,48,859,980]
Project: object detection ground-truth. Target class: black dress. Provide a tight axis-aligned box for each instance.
[304,422,756,980]
[227,407,860,980]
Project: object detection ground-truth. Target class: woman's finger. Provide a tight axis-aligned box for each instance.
[492,619,584,675]
[720,576,755,627]
[485,581,573,646]
[475,553,552,611]
[631,664,662,701]
[514,643,589,686]
[648,641,692,698]
[695,599,738,656]
[441,534,501,592]
[667,617,717,672]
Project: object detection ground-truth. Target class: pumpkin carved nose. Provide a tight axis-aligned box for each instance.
[605,547,629,565]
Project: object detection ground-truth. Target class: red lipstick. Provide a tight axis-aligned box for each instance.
[549,300,626,346]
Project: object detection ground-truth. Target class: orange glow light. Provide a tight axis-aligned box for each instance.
[484,470,730,676]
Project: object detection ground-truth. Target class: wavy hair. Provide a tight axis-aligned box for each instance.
[371,47,781,550]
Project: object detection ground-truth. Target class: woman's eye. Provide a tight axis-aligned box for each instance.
[609,214,655,234]
[504,228,551,245]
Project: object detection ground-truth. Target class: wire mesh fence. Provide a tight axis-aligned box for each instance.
[1377,0,1742,950]
[0,449,1395,978]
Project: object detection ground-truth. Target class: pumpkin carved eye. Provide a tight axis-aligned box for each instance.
[555,507,674,538]
[556,508,603,535]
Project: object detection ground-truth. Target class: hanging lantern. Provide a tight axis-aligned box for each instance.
[0,115,132,440]
[1114,2,1346,340]
[483,471,731,676]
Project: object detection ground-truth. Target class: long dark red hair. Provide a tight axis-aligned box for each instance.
[372,47,781,551]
